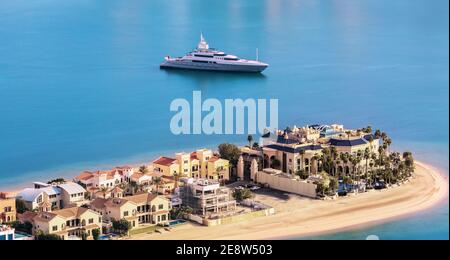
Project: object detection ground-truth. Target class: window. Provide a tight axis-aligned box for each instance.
[52,226,58,232]
[161,215,166,221]
[124,211,129,217]
[158,204,164,210]
[184,160,188,164]
[88,218,94,224]
[192,60,208,63]
[194,54,213,58]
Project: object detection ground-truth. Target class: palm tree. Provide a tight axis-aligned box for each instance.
[153,177,162,194]
[247,134,253,148]
[364,148,370,177]
[374,129,382,139]
[139,165,149,175]
[173,172,180,189]
[100,186,108,198]
[129,181,138,194]
[330,147,338,176]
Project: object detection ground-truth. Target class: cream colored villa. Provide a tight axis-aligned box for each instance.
[254,124,380,177]
[90,193,171,229]
[153,149,230,181]
[74,166,134,189]
[32,207,102,240]
[17,182,88,212]
[0,193,16,224]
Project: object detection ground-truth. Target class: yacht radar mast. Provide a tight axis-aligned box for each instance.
[197,33,209,50]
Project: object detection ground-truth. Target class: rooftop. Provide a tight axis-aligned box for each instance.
[153,156,177,166]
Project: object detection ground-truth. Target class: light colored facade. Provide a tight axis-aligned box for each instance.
[17,182,88,212]
[58,183,88,208]
[255,168,317,198]
[33,207,102,240]
[0,193,16,223]
[153,149,230,181]
[261,124,380,176]
[126,193,171,226]
[74,166,134,189]
[90,193,171,229]
[180,178,236,217]
[153,156,180,176]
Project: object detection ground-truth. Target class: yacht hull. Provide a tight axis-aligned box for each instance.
[160,61,268,73]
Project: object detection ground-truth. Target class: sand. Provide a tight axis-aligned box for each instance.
[129,161,448,240]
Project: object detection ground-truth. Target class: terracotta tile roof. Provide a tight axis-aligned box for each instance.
[52,207,89,219]
[208,156,221,162]
[125,193,157,204]
[90,198,108,209]
[111,186,123,193]
[190,152,198,160]
[131,173,144,181]
[18,211,38,223]
[153,156,177,166]
[33,212,58,222]
[75,171,94,181]
[104,198,132,208]
[114,165,133,170]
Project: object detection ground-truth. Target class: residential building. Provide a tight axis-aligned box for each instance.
[32,207,102,240]
[74,167,131,189]
[153,156,180,176]
[180,178,236,217]
[16,182,88,212]
[153,149,231,181]
[90,197,139,229]
[0,193,16,223]
[126,193,171,226]
[261,124,380,176]
[89,193,171,229]
[0,225,15,240]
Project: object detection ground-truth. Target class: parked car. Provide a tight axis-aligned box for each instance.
[374,181,386,190]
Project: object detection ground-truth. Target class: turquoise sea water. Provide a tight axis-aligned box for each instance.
[0,0,448,239]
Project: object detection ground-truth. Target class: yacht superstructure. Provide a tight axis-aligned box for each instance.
[160,34,268,73]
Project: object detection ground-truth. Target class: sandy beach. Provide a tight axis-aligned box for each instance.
[129,161,448,240]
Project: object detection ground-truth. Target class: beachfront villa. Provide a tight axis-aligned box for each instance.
[153,149,231,181]
[90,193,171,230]
[16,182,88,212]
[32,207,102,240]
[74,166,134,189]
[0,193,16,224]
[180,178,236,218]
[258,124,380,176]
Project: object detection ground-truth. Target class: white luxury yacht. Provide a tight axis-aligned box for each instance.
[160,34,268,72]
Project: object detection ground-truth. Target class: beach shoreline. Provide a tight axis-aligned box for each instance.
[128,160,448,240]
[2,158,447,240]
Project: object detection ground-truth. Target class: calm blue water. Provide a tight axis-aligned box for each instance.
[0,0,448,239]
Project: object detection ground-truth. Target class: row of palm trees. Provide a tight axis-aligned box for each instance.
[295,131,414,188]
